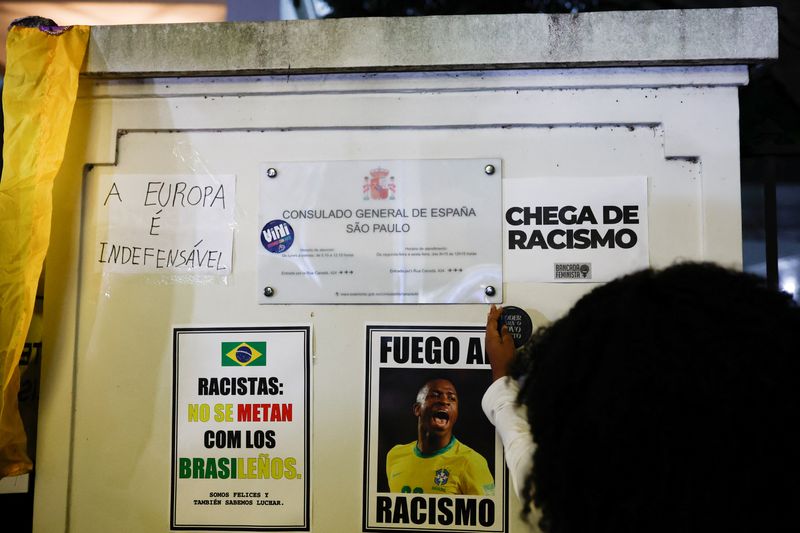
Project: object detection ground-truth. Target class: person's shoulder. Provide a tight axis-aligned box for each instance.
[451,438,478,454]
[451,439,489,465]
[451,439,493,491]
[387,441,416,461]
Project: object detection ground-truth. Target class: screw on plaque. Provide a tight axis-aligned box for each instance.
[484,285,496,296]
[266,168,278,178]
[484,164,495,175]
[264,286,275,297]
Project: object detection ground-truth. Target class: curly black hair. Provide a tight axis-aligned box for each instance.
[513,262,800,533]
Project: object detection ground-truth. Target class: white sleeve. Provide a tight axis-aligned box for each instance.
[481,376,535,502]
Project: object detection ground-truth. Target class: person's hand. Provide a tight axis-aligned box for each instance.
[485,304,516,382]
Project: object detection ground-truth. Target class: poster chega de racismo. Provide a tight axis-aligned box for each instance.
[171,326,311,530]
[503,176,649,282]
[363,325,508,532]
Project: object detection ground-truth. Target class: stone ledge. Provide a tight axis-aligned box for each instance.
[84,8,778,78]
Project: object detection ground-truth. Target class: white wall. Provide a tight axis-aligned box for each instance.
[34,64,748,532]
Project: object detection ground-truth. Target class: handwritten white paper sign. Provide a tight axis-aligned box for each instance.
[95,175,236,275]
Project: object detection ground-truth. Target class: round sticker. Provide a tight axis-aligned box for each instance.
[260,219,295,253]
[499,305,534,348]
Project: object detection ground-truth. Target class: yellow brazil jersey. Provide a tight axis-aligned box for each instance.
[386,438,495,495]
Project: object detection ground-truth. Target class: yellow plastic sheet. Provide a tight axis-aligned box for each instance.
[0,24,89,478]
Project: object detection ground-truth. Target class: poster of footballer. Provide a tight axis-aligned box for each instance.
[363,325,508,532]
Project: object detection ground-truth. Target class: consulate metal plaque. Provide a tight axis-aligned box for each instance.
[257,159,502,304]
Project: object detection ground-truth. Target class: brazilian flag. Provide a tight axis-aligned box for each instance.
[221,342,266,366]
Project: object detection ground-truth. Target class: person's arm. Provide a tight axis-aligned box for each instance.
[483,305,535,501]
[482,377,534,501]
[385,446,399,493]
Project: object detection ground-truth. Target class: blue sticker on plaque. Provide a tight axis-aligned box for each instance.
[260,219,294,253]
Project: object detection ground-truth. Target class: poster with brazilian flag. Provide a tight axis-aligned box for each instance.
[172,326,310,531]
[222,341,266,367]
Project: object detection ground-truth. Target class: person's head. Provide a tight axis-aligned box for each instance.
[414,378,459,442]
[514,262,800,533]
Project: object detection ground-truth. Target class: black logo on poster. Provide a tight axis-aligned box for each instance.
[554,262,592,280]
